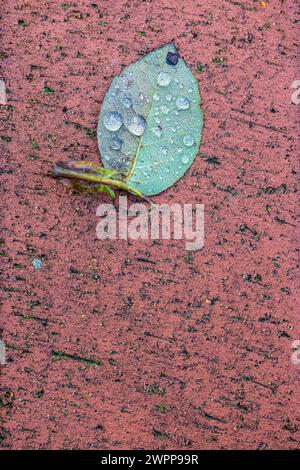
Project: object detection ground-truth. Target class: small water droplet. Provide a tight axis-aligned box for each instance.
[111,137,123,150]
[181,155,190,164]
[176,97,190,110]
[155,117,161,124]
[160,105,169,114]
[188,88,192,93]
[160,145,168,156]
[104,112,123,132]
[126,114,146,136]
[152,125,162,137]
[153,93,160,101]
[183,135,194,147]
[177,147,183,153]
[122,96,132,108]
[166,94,172,101]
[157,72,172,87]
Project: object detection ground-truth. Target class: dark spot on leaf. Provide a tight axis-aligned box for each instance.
[166,51,179,65]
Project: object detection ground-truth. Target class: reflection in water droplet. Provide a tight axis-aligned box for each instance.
[183,135,194,147]
[104,112,123,131]
[157,72,172,87]
[176,97,190,110]
[126,114,146,136]
[153,93,160,101]
[122,96,132,108]
[160,105,169,114]
[152,125,162,137]
[111,137,123,150]
[181,155,190,164]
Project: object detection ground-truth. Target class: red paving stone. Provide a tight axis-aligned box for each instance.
[0,0,299,450]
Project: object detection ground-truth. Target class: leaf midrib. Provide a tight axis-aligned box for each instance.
[124,47,172,182]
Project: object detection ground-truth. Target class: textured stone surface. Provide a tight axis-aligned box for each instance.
[0,0,299,450]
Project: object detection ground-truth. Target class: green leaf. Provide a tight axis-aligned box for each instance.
[97,43,203,196]
[96,184,116,199]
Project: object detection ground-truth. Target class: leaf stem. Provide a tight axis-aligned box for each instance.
[54,161,153,205]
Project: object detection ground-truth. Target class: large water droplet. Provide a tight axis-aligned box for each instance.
[183,135,194,147]
[126,114,146,136]
[176,97,190,110]
[104,112,123,132]
[181,155,190,164]
[122,96,132,108]
[111,137,123,150]
[157,72,172,87]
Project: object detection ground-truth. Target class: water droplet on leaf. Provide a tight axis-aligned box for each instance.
[160,145,168,156]
[183,135,194,147]
[122,96,132,108]
[104,111,123,131]
[160,105,169,114]
[152,125,162,137]
[176,97,190,110]
[157,72,172,87]
[126,114,146,136]
[111,137,123,150]
[181,155,190,164]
